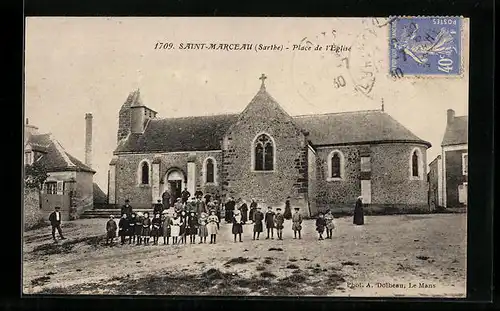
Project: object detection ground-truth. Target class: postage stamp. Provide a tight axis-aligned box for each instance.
[389,16,462,76]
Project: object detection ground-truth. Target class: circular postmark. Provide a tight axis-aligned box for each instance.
[345,20,387,102]
[289,27,353,108]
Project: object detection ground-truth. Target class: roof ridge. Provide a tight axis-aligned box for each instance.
[153,113,240,121]
[49,135,76,167]
[293,109,382,118]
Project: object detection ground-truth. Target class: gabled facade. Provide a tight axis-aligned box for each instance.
[24,116,96,220]
[428,109,468,209]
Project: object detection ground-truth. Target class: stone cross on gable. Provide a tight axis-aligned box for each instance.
[259,73,267,88]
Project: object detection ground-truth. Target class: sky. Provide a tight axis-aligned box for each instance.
[25,17,469,191]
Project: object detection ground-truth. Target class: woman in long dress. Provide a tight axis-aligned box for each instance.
[353,196,364,225]
[207,210,219,244]
[170,212,182,245]
[239,200,248,224]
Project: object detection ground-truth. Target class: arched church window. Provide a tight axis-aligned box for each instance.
[327,150,345,181]
[331,153,341,178]
[206,158,214,183]
[254,134,274,171]
[409,147,423,180]
[140,161,149,185]
[412,151,419,177]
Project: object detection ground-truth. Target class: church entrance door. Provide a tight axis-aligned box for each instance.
[169,180,182,202]
[165,169,185,203]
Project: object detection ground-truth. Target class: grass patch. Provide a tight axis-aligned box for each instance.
[268,247,283,252]
[225,257,253,265]
[38,286,69,294]
[31,276,51,286]
[256,266,266,271]
[341,261,358,266]
[278,273,307,288]
[260,271,277,278]
[286,264,299,269]
[326,272,346,287]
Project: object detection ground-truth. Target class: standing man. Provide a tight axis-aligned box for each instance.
[162,190,172,209]
[121,199,133,217]
[225,197,236,223]
[181,187,191,204]
[49,206,66,243]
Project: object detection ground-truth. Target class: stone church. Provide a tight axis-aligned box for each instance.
[108,75,431,216]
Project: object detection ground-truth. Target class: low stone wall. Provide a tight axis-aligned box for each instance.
[24,188,46,230]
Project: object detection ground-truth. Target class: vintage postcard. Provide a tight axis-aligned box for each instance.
[23,17,469,297]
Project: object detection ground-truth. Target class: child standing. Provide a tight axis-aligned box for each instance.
[207,210,219,244]
[151,213,162,245]
[198,212,209,244]
[324,210,335,239]
[265,206,275,239]
[253,206,264,240]
[170,212,182,245]
[232,209,243,242]
[141,212,151,245]
[162,210,172,245]
[292,207,303,239]
[135,212,143,245]
[316,213,326,240]
[105,215,117,245]
[187,212,199,244]
[274,207,285,240]
[118,214,129,245]
[179,210,188,244]
[127,213,136,244]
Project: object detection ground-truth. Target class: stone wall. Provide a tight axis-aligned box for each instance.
[371,143,428,206]
[444,148,467,208]
[428,157,440,210]
[315,146,361,210]
[115,151,223,208]
[307,146,318,216]
[314,143,429,213]
[24,188,44,230]
[73,171,94,218]
[117,104,131,143]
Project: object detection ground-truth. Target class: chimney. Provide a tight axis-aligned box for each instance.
[85,113,93,168]
[24,118,39,143]
[447,109,455,124]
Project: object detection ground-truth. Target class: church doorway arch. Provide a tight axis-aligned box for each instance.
[163,169,186,203]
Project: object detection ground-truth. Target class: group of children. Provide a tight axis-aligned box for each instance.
[105,203,336,246]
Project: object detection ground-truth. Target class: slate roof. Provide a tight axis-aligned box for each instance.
[441,116,468,146]
[294,110,431,147]
[114,88,430,154]
[26,133,95,173]
[115,114,239,153]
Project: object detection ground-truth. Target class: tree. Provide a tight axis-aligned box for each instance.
[24,162,48,190]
